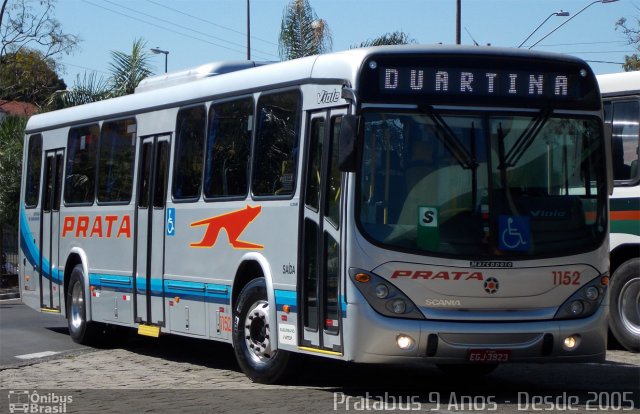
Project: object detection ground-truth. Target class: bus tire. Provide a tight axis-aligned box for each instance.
[609,258,640,353]
[66,264,98,344]
[232,278,291,384]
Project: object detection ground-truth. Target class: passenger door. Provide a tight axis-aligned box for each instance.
[135,135,170,327]
[300,109,346,353]
[39,149,64,311]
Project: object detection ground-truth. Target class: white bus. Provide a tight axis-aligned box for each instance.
[20,46,611,383]
[598,71,640,353]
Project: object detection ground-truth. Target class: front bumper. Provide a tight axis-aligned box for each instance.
[344,300,608,365]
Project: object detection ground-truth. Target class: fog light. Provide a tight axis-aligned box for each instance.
[391,299,406,314]
[584,286,599,301]
[563,335,581,351]
[570,300,584,315]
[396,334,414,350]
[375,284,389,299]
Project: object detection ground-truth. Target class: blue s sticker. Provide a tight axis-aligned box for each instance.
[499,215,530,252]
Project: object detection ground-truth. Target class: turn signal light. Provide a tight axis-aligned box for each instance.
[600,276,609,286]
[354,273,371,283]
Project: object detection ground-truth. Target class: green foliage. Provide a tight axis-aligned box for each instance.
[351,31,416,49]
[0,49,66,105]
[0,115,26,224]
[616,16,640,72]
[45,71,111,110]
[278,0,332,60]
[109,38,154,96]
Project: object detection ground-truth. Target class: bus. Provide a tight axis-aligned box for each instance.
[597,71,640,353]
[19,46,611,383]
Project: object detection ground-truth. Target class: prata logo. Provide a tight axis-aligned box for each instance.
[317,89,340,105]
[484,277,500,294]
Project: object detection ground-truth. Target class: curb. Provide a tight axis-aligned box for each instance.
[0,290,20,300]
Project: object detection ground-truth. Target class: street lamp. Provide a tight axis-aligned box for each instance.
[150,47,169,73]
[528,0,619,49]
[517,10,569,48]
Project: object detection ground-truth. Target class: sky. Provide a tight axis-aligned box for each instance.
[50,0,638,87]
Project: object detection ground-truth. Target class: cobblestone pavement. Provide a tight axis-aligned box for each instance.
[1,334,638,413]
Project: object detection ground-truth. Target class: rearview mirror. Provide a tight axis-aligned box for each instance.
[338,115,358,172]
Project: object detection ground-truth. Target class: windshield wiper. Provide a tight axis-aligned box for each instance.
[419,105,478,170]
[500,110,551,169]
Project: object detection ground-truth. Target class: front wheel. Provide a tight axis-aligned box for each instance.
[232,278,291,384]
[609,258,640,352]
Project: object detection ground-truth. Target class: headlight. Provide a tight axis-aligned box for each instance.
[375,283,389,299]
[554,274,608,320]
[349,268,425,320]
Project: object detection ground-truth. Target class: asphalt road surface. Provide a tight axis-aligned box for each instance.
[1,299,639,414]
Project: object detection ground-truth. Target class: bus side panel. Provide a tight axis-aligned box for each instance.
[60,205,135,326]
[163,199,301,342]
[20,201,41,310]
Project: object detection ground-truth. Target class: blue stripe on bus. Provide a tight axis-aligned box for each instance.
[20,208,63,284]
[275,289,297,312]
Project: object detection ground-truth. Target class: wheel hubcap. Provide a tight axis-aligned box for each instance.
[70,282,84,330]
[243,300,273,363]
[619,277,640,336]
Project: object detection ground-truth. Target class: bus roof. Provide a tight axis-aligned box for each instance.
[26,45,592,134]
[597,71,640,97]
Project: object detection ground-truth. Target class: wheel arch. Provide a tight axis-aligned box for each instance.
[610,243,640,274]
[63,248,91,321]
[232,252,279,350]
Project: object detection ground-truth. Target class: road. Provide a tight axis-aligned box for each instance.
[1,299,639,413]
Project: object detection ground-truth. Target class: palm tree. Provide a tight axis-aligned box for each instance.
[278,0,332,61]
[109,38,154,96]
[45,71,111,110]
[351,31,416,49]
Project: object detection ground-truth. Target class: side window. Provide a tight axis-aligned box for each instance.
[204,98,253,199]
[173,106,206,200]
[252,91,301,197]
[65,124,99,204]
[304,118,324,210]
[611,101,640,182]
[325,116,342,227]
[98,118,136,203]
[24,134,42,208]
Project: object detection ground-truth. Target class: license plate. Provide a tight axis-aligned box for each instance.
[468,349,511,363]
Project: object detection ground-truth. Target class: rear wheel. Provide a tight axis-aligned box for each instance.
[609,258,640,353]
[232,278,291,384]
[67,264,99,344]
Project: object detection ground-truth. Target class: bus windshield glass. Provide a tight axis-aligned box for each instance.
[358,110,607,257]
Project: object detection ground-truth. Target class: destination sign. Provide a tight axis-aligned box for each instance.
[379,67,579,100]
[358,52,600,110]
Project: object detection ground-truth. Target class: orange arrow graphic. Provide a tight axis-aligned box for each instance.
[190,205,264,249]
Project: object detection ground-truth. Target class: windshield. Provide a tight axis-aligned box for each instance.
[358,110,607,257]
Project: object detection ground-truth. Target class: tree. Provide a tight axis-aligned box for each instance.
[0,0,79,61]
[45,71,110,110]
[108,38,154,96]
[278,0,332,60]
[616,16,640,71]
[351,31,416,49]
[0,48,65,105]
[0,115,26,225]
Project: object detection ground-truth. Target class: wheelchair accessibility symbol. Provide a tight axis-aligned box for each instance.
[499,215,530,252]
[166,208,175,236]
